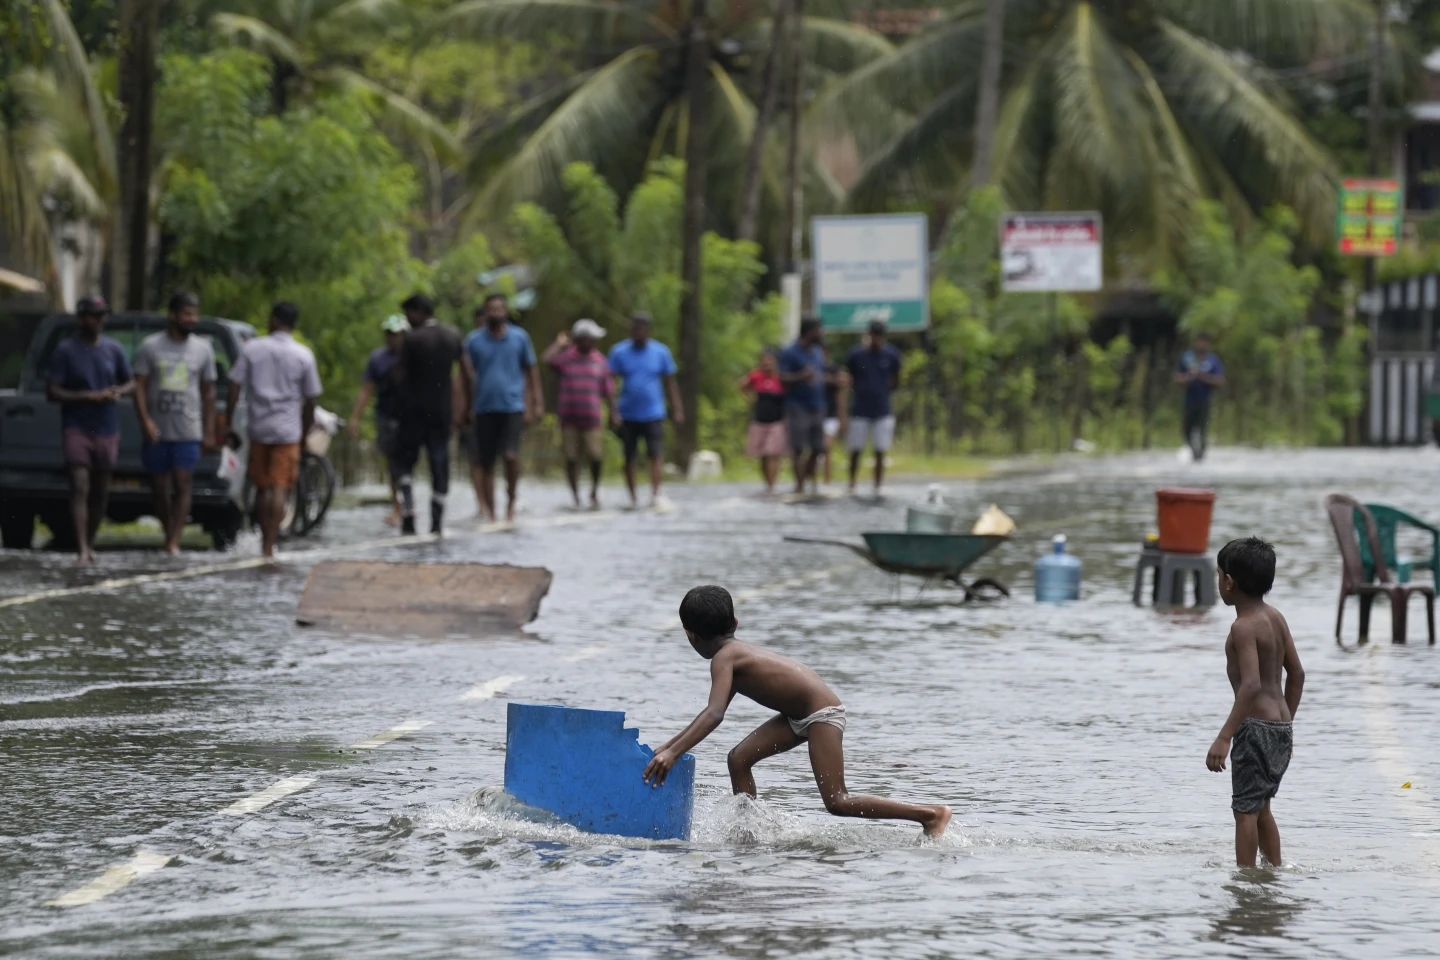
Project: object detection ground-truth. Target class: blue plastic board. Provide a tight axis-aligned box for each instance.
[503,702,695,840]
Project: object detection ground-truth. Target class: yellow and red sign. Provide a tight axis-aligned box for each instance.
[1336,177,1402,257]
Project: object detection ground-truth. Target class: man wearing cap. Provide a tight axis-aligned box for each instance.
[461,298,543,523]
[349,315,409,526]
[846,320,904,495]
[779,316,827,495]
[543,319,613,508]
[393,293,463,535]
[223,301,322,558]
[608,312,683,508]
[46,295,133,564]
[133,291,217,554]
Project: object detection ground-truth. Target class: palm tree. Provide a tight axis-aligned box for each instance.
[1,0,113,301]
[813,0,1379,259]
[438,0,890,235]
[213,0,459,158]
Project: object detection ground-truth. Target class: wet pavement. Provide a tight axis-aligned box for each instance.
[3,449,1439,958]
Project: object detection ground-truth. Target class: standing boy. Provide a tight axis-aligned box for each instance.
[47,296,133,564]
[134,291,217,554]
[543,318,612,509]
[1206,537,1305,868]
[642,585,952,838]
[223,302,322,558]
[461,297,543,523]
[608,312,683,508]
[778,317,827,494]
[846,320,903,495]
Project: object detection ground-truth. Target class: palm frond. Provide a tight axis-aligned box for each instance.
[1120,47,1202,258]
[28,145,105,215]
[799,17,893,74]
[990,57,1050,211]
[37,0,114,189]
[326,0,408,31]
[845,83,975,211]
[213,13,308,69]
[325,68,463,162]
[1158,0,1375,64]
[432,0,674,46]
[468,46,667,225]
[466,69,598,185]
[807,16,984,153]
[1152,20,1336,243]
[1049,4,1145,199]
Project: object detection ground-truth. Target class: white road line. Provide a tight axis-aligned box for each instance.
[349,719,433,749]
[218,776,317,816]
[45,851,172,907]
[651,563,854,630]
[562,645,605,663]
[460,675,524,701]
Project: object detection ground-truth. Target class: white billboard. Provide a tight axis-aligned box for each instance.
[1000,212,1103,293]
[812,214,928,331]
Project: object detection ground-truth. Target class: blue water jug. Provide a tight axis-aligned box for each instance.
[1035,534,1082,602]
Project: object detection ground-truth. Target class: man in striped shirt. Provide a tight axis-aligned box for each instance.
[542,319,613,508]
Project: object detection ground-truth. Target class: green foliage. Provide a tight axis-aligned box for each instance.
[506,159,775,462]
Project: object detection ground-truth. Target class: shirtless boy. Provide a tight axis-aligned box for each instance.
[1206,538,1305,867]
[642,585,951,837]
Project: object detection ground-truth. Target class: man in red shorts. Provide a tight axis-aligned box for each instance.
[46,296,133,564]
[222,302,322,558]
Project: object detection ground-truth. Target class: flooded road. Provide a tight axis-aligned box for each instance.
[3,448,1440,958]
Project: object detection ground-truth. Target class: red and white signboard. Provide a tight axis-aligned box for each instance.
[1000,213,1103,293]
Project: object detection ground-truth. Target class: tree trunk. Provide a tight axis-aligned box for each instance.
[677,0,710,467]
[736,0,791,243]
[971,0,1006,187]
[782,0,806,271]
[116,0,159,311]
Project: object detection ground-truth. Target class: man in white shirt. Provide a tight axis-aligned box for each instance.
[221,302,322,558]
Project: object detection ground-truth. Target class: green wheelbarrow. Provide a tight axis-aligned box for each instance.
[785,532,1010,602]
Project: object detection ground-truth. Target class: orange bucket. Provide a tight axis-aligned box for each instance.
[1155,487,1216,554]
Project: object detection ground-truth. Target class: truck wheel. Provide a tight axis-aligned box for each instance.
[0,504,36,549]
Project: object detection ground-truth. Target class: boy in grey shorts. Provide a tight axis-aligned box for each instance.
[1206,538,1306,867]
[642,585,951,837]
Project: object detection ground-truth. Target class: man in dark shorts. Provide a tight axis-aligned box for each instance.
[1206,537,1305,867]
[461,295,542,523]
[607,313,683,508]
[778,317,827,495]
[393,294,463,535]
[1175,333,1224,461]
[46,295,133,564]
[348,314,409,526]
[134,291,217,554]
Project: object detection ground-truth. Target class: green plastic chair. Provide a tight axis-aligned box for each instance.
[1355,504,1440,588]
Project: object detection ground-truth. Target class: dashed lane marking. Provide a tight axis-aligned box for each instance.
[45,851,172,907]
[460,675,524,701]
[349,719,433,749]
[218,776,317,816]
[562,645,605,663]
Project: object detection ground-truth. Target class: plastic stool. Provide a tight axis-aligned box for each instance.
[1133,547,1217,607]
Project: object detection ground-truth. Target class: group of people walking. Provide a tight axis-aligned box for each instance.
[351,296,684,532]
[741,317,904,497]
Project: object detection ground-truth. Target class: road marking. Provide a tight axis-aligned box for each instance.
[349,719,433,749]
[0,677,213,707]
[651,563,853,630]
[460,675,524,701]
[562,645,605,663]
[45,851,172,907]
[218,775,317,816]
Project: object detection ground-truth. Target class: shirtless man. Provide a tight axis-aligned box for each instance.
[642,585,952,837]
[1206,537,1305,868]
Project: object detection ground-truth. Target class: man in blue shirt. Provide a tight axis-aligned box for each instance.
[1175,332,1225,461]
[846,320,904,494]
[46,295,134,564]
[462,297,543,523]
[608,312,684,508]
[779,316,827,494]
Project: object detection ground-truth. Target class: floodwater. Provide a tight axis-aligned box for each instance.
[2,448,1439,958]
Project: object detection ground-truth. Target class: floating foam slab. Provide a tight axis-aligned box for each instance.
[504,702,695,840]
[296,560,552,637]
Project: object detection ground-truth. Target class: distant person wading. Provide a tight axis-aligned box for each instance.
[608,313,683,508]
[392,294,463,535]
[1176,333,1225,461]
[461,293,543,524]
[348,314,410,527]
[544,318,613,509]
